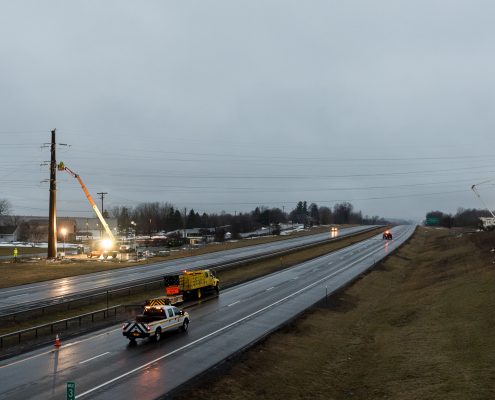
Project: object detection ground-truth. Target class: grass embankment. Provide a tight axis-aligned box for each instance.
[0,228,382,338]
[0,247,46,257]
[176,227,495,400]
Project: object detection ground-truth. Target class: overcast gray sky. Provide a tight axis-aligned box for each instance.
[1,0,495,222]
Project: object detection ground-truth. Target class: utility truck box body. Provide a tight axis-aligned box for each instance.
[148,269,220,306]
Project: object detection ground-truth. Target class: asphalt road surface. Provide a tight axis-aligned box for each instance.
[0,226,375,316]
[0,225,415,400]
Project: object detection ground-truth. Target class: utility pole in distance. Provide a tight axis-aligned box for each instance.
[97,192,108,214]
[183,207,187,245]
[47,129,57,258]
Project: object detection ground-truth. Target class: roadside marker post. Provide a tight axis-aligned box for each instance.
[67,382,76,400]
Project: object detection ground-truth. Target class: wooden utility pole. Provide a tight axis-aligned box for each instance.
[47,129,57,258]
[97,192,107,214]
[183,207,187,243]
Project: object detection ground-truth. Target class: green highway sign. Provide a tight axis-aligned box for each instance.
[426,217,440,225]
[67,382,75,400]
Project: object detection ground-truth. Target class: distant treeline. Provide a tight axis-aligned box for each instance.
[111,201,392,237]
[425,208,492,228]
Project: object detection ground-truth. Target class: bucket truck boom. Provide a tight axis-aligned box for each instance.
[57,162,116,242]
[471,181,495,230]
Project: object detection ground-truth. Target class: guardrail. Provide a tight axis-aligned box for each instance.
[0,304,130,349]
[0,279,164,325]
[0,226,380,324]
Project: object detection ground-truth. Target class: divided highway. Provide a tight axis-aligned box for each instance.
[0,225,415,400]
[0,226,375,316]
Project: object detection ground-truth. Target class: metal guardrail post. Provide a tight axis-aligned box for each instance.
[0,305,124,350]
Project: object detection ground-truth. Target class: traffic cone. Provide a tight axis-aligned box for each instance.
[54,334,61,347]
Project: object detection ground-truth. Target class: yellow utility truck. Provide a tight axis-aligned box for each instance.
[146,269,220,307]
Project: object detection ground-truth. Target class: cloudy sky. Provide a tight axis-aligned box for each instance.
[1,1,495,222]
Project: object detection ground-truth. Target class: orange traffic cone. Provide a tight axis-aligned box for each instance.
[54,334,61,347]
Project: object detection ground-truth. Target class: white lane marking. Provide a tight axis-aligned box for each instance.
[328,261,333,265]
[79,352,110,364]
[266,287,275,291]
[76,242,390,399]
[79,351,110,364]
[292,276,299,280]
[227,301,240,307]
[0,328,121,369]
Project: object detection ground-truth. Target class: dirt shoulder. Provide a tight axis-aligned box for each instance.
[175,227,495,400]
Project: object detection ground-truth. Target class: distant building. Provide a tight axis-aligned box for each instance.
[71,217,118,241]
[0,226,16,242]
[166,228,215,244]
[0,215,118,243]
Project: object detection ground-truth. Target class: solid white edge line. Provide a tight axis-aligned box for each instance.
[76,234,402,399]
[79,352,110,364]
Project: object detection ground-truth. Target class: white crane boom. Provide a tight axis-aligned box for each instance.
[58,162,116,242]
[471,183,495,219]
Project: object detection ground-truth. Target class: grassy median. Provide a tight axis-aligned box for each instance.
[175,227,495,400]
[0,226,338,288]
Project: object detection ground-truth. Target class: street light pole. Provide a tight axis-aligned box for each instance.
[61,227,67,258]
[131,221,137,261]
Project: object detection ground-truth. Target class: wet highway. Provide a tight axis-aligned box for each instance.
[0,225,375,315]
[0,225,415,400]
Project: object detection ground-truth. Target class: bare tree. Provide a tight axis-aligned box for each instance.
[0,199,11,217]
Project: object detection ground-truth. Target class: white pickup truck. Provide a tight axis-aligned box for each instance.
[122,304,190,343]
